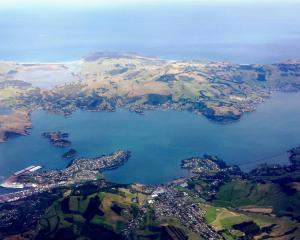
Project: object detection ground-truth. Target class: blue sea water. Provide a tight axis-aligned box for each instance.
[0,107,12,115]
[1,2,300,189]
[0,92,300,185]
[0,2,300,63]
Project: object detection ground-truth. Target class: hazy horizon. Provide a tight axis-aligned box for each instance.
[2,0,300,10]
[0,0,300,63]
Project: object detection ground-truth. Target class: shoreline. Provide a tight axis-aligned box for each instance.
[1,51,299,66]
[0,91,299,183]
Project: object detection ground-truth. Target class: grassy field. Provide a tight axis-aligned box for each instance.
[202,203,300,239]
[37,187,143,239]
[37,185,204,240]
[213,179,300,218]
[156,217,201,240]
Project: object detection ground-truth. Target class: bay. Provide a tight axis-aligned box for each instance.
[0,92,300,186]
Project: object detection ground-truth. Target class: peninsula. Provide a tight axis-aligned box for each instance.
[1,146,300,240]
[0,150,130,198]
[0,54,300,142]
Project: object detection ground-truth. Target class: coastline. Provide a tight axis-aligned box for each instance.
[1,91,300,184]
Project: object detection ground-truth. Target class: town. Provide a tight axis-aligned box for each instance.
[0,150,130,203]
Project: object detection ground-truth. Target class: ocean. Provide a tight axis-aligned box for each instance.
[0,2,300,63]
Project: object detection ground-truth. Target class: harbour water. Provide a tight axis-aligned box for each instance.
[0,107,12,115]
[0,92,300,186]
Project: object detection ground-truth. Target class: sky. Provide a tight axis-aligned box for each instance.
[1,0,299,10]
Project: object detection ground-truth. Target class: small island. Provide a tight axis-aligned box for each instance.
[62,148,77,159]
[42,131,71,147]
